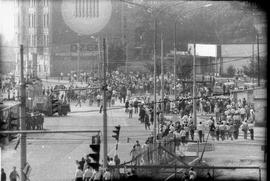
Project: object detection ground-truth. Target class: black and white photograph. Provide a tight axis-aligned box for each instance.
[0,0,267,181]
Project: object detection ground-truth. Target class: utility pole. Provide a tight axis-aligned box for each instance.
[77,36,80,77]
[252,42,254,83]
[153,18,157,144]
[173,22,177,100]
[125,44,128,74]
[256,34,260,87]
[161,34,164,129]
[106,36,109,74]
[193,43,197,127]
[98,36,101,77]
[20,45,27,181]
[102,38,108,168]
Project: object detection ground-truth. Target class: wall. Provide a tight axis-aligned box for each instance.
[232,88,266,125]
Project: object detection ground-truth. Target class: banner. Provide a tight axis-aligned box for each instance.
[188,44,217,57]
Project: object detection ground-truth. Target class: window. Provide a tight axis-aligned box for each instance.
[43,13,49,27]
[33,14,36,27]
[43,0,48,6]
[43,34,48,46]
[28,14,31,27]
[46,14,49,27]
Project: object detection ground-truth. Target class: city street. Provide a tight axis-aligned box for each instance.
[1,100,152,180]
[0,1,267,181]
[1,99,266,180]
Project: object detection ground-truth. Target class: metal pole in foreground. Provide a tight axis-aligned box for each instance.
[77,36,80,76]
[125,44,128,74]
[153,18,157,144]
[20,44,27,181]
[256,34,260,87]
[102,38,108,168]
[193,43,197,127]
[106,36,109,73]
[174,22,177,100]
[161,33,164,129]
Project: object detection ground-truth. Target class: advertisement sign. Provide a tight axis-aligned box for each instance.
[188,44,217,57]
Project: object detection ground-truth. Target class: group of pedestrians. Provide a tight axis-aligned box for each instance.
[1,167,20,181]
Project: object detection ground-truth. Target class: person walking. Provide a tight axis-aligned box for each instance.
[134,140,142,166]
[9,167,19,181]
[215,123,220,141]
[1,168,6,181]
[134,98,138,114]
[75,94,82,107]
[241,120,249,139]
[248,121,255,140]
[189,122,196,141]
[144,113,151,130]
[219,122,226,141]
[128,103,133,118]
[96,94,101,107]
[197,122,203,143]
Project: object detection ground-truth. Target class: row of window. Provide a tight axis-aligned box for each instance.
[30,0,49,7]
[28,34,49,47]
[28,13,49,28]
[15,0,49,7]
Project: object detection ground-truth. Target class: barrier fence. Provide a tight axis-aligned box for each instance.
[108,165,263,181]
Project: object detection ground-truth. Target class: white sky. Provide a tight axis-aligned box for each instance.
[0,1,15,42]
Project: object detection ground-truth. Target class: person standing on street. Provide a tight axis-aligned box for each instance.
[248,121,255,140]
[1,168,6,181]
[197,122,203,143]
[75,94,82,107]
[241,120,249,139]
[9,167,19,181]
[189,122,196,141]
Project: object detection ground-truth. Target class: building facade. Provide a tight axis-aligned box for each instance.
[14,0,123,78]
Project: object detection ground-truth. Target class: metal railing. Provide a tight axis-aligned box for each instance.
[108,165,263,181]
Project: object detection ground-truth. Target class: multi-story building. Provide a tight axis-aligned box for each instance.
[14,0,123,78]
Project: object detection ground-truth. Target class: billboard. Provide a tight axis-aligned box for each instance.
[188,44,217,57]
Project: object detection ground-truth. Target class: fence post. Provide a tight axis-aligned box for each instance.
[197,141,199,157]
[259,167,261,181]
[174,163,176,179]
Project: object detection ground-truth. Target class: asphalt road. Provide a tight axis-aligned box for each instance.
[1,99,266,181]
[1,101,151,181]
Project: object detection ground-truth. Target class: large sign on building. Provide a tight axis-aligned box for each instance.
[188,44,217,57]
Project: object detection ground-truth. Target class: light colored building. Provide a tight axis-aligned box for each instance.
[220,43,266,75]
[13,0,122,78]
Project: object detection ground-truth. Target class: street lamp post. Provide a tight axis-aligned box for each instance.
[173,22,177,100]
[77,35,80,77]
[193,43,197,126]
[153,18,157,145]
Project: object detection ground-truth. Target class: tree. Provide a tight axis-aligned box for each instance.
[226,65,236,77]
[108,44,125,72]
[243,57,267,79]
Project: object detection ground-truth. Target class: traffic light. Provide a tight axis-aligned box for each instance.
[0,116,8,145]
[88,135,100,171]
[8,112,19,141]
[112,125,121,141]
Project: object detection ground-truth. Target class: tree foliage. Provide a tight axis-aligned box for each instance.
[124,1,262,61]
[242,57,267,79]
[226,65,236,77]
